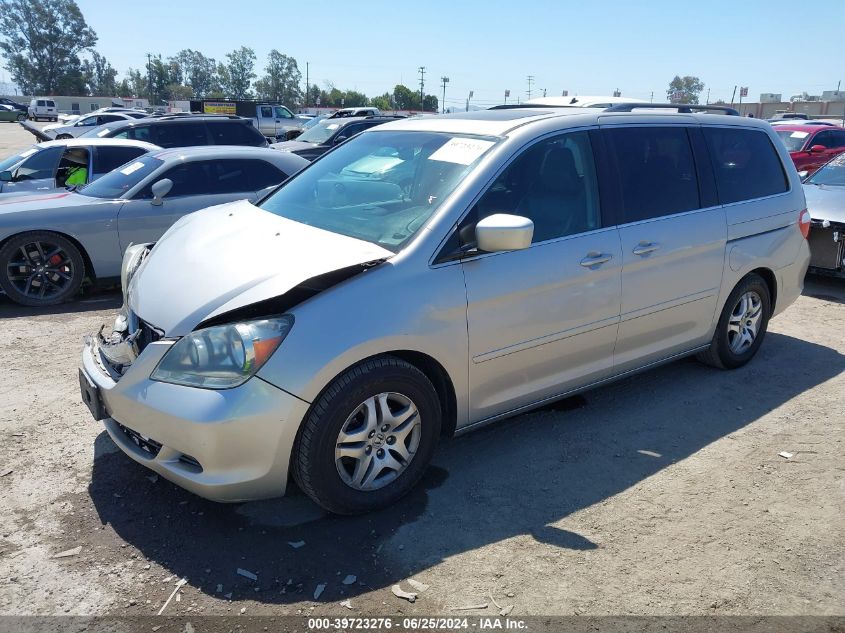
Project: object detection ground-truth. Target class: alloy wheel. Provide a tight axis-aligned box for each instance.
[727,291,763,354]
[5,239,75,302]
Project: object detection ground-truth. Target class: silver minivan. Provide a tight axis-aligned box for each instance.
[80,105,811,514]
[28,98,58,122]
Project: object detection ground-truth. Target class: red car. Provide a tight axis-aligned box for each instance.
[774,124,845,175]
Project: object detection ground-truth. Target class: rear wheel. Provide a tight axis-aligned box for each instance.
[697,273,771,369]
[15,113,25,122]
[0,232,85,306]
[293,356,441,514]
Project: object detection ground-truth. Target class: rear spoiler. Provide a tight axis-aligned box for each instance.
[18,121,51,142]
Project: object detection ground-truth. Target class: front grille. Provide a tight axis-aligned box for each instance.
[117,423,162,457]
[809,225,844,270]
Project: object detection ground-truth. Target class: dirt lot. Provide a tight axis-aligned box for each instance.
[0,121,843,620]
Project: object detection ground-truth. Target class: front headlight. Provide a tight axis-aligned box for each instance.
[121,243,153,292]
[150,316,294,389]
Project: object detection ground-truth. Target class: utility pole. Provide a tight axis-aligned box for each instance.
[146,53,152,104]
[650,91,654,103]
[527,75,534,100]
[466,90,473,112]
[504,89,510,105]
[440,76,449,114]
[705,87,710,105]
[730,85,737,107]
[418,66,426,112]
[305,62,309,109]
[542,88,547,98]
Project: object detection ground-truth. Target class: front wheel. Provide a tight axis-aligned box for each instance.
[697,273,771,369]
[16,114,25,122]
[0,231,85,306]
[292,356,441,514]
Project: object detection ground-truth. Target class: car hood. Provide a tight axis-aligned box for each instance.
[803,183,845,224]
[270,140,318,152]
[0,190,106,215]
[128,199,393,336]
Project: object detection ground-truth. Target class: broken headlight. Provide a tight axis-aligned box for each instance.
[150,316,293,389]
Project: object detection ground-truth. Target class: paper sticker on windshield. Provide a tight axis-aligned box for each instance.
[96,129,111,137]
[790,131,809,139]
[120,161,145,176]
[19,148,38,157]
[429,138,495,165]
[327,124,339,130]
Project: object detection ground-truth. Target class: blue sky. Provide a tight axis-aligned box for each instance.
[3,0,843,105]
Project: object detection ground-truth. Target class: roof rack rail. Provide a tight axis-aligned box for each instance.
[489,104,575,110]
[603,103,740,116]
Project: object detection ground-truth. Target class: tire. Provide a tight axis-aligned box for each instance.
[293,356,441,514]
[697,273,771,369]
[0,231,85,306]
[55,134,72,140]
[16,114,25,122]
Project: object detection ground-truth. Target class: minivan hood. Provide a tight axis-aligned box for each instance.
[803,183,845,224]
[128,199,393,336]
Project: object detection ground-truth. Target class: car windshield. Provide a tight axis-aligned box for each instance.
[259,130,498,252]
[775,129,809,152]
[79,155,162,199]
[807,154,845,186]
[296,121,342,144]
[0,146,38,173]
[79,123,122,139]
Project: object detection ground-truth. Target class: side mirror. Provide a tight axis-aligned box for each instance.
[334,135,348,145]
[798,170,809,180]
[476,214,534,253]
[150,178,173,206]
[809,144,826,153]
[0,170,11,182]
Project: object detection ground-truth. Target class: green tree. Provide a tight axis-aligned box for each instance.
[370,92,393,111]
[223,46,256,99]
[342,90,369,108]
[171,49,217,98]
[82,51,117,96]
[392,84,417,110]
[253,50,302,105]
[423,94,438,112]
[124,67,148,99]
[667,75,704,105]
[0,0,97,94]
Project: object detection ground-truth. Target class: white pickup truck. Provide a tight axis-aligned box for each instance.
[169,100,309,139]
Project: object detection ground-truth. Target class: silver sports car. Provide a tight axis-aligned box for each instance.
[0,146,309,306]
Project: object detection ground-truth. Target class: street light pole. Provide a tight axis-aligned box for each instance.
[440,76,449,114]
[418,66,426,112]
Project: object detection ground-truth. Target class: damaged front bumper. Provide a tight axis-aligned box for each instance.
[809,220,845,277]
[80,312,311,502]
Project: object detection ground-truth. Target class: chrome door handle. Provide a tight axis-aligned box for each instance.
[580,252,612,268]
[632,242,660,256]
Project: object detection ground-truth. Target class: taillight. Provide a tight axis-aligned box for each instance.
[798,209,811,239]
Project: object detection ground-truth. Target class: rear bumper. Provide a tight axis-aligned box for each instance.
[81,337,310,502]
[774,239,810,318]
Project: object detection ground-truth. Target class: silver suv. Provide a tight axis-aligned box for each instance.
[80,104,811,514]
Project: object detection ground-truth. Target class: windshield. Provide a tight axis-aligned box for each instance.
[79,155,162,198]
[775,129,809,152]
[296,121,342,144]
[807,154,845,186]
[259,130,498,252]
[0,146,38,173]
[79,123,121,139]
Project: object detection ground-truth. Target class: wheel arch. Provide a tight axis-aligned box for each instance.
[749,266,777,314]
[0,229,97,284]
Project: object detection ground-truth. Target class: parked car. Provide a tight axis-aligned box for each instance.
[0,138,160,197]
[42,110,149,139]
[774,124,845,175]
[802,153,845,277]
[770,112,809,121]
[185,100,309,139]
[327,107,382,119]
[271,116,404,160]
[79,106,810,514]
[0,97,27,113]
[0,104,26,123]
[768,119,836,127]
[28,98,58,121]
[73,115,270,149]
[0,147,308,305]
[278,115,327,141]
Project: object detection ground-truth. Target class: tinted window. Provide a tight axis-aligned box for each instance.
[811,130,845,149]
[461,131,601,245]
[604,126,700,222]
[260,106,273,118]
[12,146,62,181]
[703,127,788,204]
[93,146,149,175]
[97,114,125,124]
[150,123,209,148]
[138,159,272,198]
[207,121,267,147]
[240,160,288,190]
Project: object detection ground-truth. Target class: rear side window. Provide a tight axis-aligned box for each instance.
[207,121,267,146]
[94,146,149,175]
[703,127,788,204]
[37,100,45,107]
[603,126,700,222]
[810,130,845,149]
[150,123,209,148]
[138,159,276,198]
[239,159,289,190]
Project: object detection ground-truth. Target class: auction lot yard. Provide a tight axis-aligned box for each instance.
[0,121,843,618]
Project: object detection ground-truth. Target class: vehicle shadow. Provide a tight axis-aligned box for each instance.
[803,273,845,304]
[0,288,121,318]
[86,332,844,605]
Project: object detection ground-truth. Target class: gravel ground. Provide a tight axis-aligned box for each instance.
[0,122,843,619]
